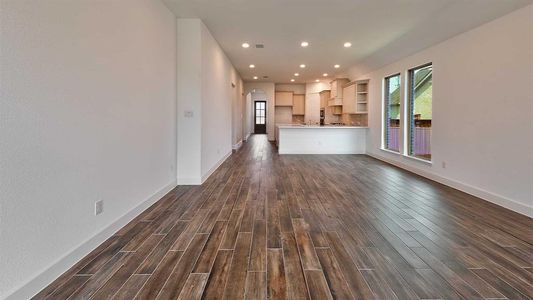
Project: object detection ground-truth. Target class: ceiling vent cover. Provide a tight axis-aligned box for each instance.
[255,44,264,48]
[263,76,269,79]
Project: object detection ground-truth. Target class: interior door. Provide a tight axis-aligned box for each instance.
[254,101,266,134]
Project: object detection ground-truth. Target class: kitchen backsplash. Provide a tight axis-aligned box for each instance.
[292,115,305,123]
[341,113,368,126]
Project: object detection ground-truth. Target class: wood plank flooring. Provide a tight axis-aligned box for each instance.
[34,134,533,299]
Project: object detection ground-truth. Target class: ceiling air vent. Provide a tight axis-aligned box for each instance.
[255,44,264,48]
[263,76,269,79]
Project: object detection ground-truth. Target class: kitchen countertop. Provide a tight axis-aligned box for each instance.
[277,124,368,129]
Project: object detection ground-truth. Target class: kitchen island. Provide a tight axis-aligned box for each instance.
[276,124,368,154]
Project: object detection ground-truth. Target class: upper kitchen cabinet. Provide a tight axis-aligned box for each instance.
[342,82,356,113]
[355,80,369,113]
[328,78,350,106]
[320,90,330,109]
[292,94,305,115]
[275,91,293,106]
[343,79,369,114]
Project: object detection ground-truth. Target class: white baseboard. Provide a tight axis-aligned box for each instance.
[232,140,243,150]
[177,177,202,185]
[279,150,365,154]
[367,152,533,218]
[201,150,232,184]
[5,180,177,300]
[178,150,233,186]
[244,133,251,141]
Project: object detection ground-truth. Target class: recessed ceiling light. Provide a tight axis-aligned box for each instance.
[344,42,352,48]
[300,41,309,47]
[242,42,250,48]
[290,79,295,82]
[253,76,258,80]
[299,64,306,68]
[294,73,299,76]
[315,79,320,82]
[334,64,340,68]
[323,73,328,77]
[249,64,255,68]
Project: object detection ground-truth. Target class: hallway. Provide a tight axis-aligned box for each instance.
[35,135,533,299]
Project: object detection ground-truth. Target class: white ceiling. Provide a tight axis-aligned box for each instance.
[163,0,531,83]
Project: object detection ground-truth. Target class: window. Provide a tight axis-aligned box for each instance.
[384,74,401,152]
[255,101,265,124]
[254,101,267,134]
[408,63,432,161]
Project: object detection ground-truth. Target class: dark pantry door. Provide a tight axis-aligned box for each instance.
[254,101,266,134]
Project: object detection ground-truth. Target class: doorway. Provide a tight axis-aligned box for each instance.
[254,101,266,134]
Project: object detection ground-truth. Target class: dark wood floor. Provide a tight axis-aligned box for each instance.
[35,134,533,299]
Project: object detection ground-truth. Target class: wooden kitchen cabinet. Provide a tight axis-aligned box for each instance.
[292,94,305,115]
[355,80,369,113]
[328,98,343,106]
[328,78,349,107]
[342,79,369,114]
[319,90,330,109]
[342,82,356,113]
[275,91,293,106]
[329,78,350,100]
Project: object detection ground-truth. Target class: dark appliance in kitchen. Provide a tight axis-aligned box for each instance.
[320,109,325,125]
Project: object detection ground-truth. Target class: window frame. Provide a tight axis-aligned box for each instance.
[255,101,266,125]
[383,73,402,152]
[407,62,433,161]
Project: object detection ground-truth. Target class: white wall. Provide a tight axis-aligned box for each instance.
[0,1,177,298]
[232,79,244,148]
[275,84,306,94]
[244,83,276,140]
[244,93,252,139]
[200,22,241,179]
[177,19,202,184]
[177,19,243,184]
[350,4,533,216]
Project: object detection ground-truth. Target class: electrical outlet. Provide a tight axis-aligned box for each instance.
[95,200,104,216]
[184,110,194,118]
[442,161,446,169]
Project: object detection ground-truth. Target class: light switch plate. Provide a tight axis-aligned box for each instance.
[184,111,194,118]
[95,200,104,215]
